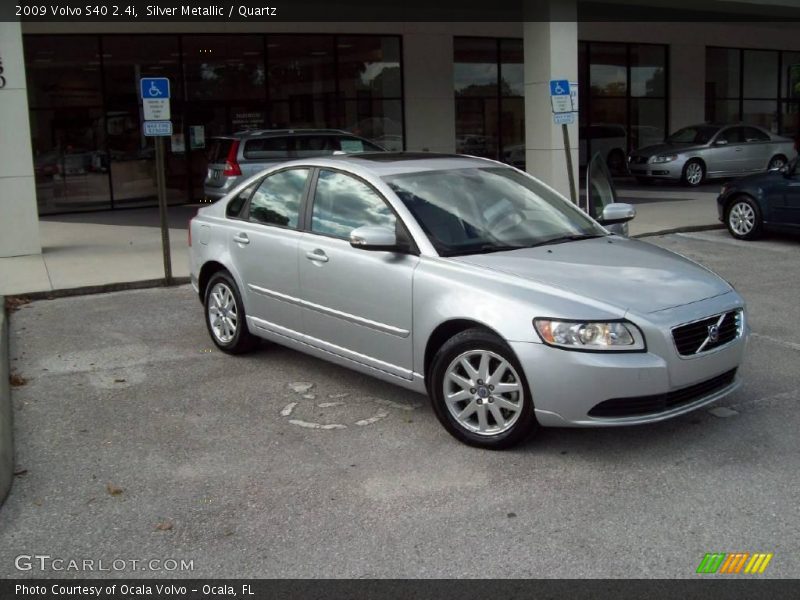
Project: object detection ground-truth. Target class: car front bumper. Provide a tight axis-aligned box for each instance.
[628,159,684,180]
[510,294,748,427]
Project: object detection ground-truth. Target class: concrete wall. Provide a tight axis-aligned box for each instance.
[0,22,40,258]
[0,299,12,506]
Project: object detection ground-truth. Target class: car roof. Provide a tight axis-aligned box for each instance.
[282,152,505,177]
[213,129,353,140]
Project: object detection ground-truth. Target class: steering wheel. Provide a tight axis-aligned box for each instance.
[486,208,526,237]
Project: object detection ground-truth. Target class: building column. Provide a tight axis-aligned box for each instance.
[402,32,456,153]
[0,22,40,258]
[523,1,579,199]
[670,42,706,131]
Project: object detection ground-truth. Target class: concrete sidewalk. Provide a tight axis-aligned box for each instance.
[0,186,723,296]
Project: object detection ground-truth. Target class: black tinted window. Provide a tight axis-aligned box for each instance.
[716,127,745,144]
[294,136,335,157]
[744,127,770,142]
[248,168,310,228]
[311,170,396,239]
[226,183,256,218]
[243,137,290,160]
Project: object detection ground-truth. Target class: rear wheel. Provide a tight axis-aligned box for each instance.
[429,328,538,449]
[768,155,787,171]
[204,271,259,354]
[682,159,705,187]
[725,196,763,240]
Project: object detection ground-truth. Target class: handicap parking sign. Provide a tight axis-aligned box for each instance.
[140,77,170,100]
[549,80,569,96]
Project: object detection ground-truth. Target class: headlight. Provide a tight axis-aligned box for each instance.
[533,319,646,351]
[651,154,678,164]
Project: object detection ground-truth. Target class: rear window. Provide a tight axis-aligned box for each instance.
[337,137,384,153]
[294,136,335,157]
[243,137,290,160]
[744,127,770,142]
[207,138,235,163]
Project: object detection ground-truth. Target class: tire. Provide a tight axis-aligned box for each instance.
[768,155,787,171]
[429,328,538,449]
[725,196,763,241]
[204,271,259,354]
[682,159,706,187]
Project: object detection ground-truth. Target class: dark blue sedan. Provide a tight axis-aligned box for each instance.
[717,158,800,240]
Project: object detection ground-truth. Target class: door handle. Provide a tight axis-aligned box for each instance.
[233,233,250,245]
[305,249,329,263]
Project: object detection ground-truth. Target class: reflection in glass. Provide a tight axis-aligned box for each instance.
[249,169,309,228]
[312,170,395,239]
[342,99,404,151]
[742,99,779,132]
[30,108,110,214]
[630,45,666,98]
[782,52,800,100]
[102,36,181,109]
[706,48,741,99]
[454,38,498,97]
[23,36,103,108]
[337,36,401,98]
[589,43,627,97]
[183,35,265,101]
[267,35,336,101]
[500,39,524,97]
[743,50,778,99]
[455,98,498,159]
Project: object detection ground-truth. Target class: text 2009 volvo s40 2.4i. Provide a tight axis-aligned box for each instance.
[189,153,748,449]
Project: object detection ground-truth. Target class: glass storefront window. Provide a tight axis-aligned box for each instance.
[589,43,627,97]
[781,102,799,138]
[783,52,800,101]
[455,97,498,160]
[706,48,741,99]
[342,99,404,151]
[183,35,265,101]
[267,35,336,101]
[742,50,778,99]
[454,38,498,97]
[23,36,103,108]
[742,99,779,132]
[30,108,110,214]
[500,39,524,97]
[337,36,401,99]
[630,44,666,98]
[102,36,181,109]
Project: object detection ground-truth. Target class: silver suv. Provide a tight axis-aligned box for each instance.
[203,129,385,201]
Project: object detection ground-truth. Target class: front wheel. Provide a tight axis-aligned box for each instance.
[204,271,259,354]
[682,159,705,187]
[767,155,787,171]
[429,328,538,449]
[726,197,763,240]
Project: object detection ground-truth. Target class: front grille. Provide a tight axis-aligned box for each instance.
[672,310,742,356]
[588,369,737,418]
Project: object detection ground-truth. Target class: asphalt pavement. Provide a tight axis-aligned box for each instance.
[0,229,798,578]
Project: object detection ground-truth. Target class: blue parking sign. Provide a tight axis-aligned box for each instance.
[549,80,569,96]
[140,77,170,100]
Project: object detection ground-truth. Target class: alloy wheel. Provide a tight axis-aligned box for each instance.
[729,201,756,236]
[208,282,238,344]
[442,350,524,436]
[685,162,703,185]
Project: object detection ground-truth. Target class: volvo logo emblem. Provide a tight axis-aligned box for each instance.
[707,324,720,343]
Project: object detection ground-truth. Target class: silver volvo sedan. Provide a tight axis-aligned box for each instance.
[189,153,748,449]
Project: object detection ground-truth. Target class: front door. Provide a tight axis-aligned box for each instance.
[707,127,747,176]
[779,159,800,226]
[297,168,418,379]
[229,167,311,332]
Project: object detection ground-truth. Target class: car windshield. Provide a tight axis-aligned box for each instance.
[384,167,606,256]
[666,126,719,144]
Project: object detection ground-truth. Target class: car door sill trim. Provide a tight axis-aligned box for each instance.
[247,283,410,338]
[248,315,413,380]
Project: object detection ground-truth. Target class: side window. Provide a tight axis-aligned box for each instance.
[294,136,335,157]
[242,137,290,160]
[247,168,310,229]
[717,127,744,144]
[226,183,256,219]
[744,127,770,143]
[337,137,385,153]
[311,170,396,239]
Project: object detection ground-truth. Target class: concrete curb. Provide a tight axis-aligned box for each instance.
[0,296,12,506]
[633,224,725,239]
[7,277,191,302]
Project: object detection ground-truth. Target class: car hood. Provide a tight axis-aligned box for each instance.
[452,236,731,314]
[633,142,703,156]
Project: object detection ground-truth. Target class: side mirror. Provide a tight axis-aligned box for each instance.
[598,202,636,226]
[349,225,399,252]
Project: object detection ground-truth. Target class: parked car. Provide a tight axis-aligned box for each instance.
[203,129,385,201]
[717,156,800,240]
[628,123,797,187]
[190,153,748,449]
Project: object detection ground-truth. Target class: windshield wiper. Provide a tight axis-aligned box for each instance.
[451,243,526,256]
[527,233,607,248]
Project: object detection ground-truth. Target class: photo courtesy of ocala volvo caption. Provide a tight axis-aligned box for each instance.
[189,153,749,449]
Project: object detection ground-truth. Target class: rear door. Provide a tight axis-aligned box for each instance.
[707,127,746,175]
[742,127,773,172]
[228,167,311,332]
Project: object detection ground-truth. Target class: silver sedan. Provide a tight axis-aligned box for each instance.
[628,123,796,187]
[189,154,748,449]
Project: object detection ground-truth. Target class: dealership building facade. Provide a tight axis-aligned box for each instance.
[1,4,799,257]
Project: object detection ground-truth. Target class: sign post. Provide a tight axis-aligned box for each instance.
[550,79,578,205]
[140,77,173,285]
